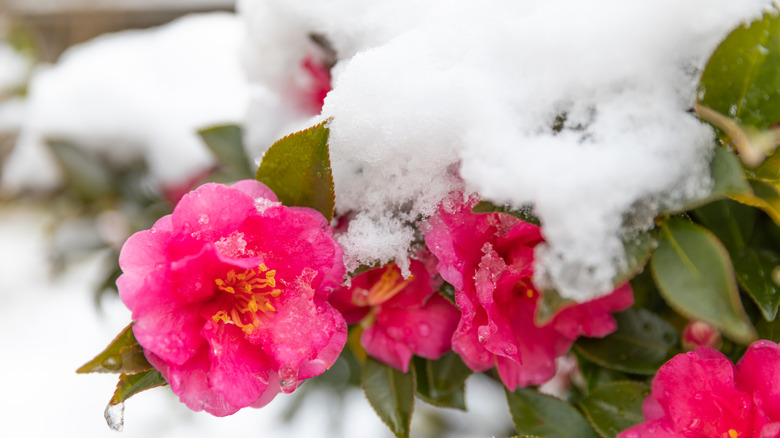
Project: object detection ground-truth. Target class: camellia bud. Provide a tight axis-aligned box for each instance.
[682,320,722,351]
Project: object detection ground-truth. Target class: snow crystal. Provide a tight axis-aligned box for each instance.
[241,0,772,301]
[254,196,281,213]
[336,212,415,277]
[215,230,254,258]
[1,12,249,193]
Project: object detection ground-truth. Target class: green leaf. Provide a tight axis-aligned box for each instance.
[693,199,756,252]
[256,121,335,221]
[362,357,416,438]
[752,147,780,182]
[651,219,756,344]
[471,201,541,226]
[48,140,117,202]
[757,315,780,341]
[710,148,752,198]
[413,352,472,410]
[506,387,598,438]
[699,10,780,130]
[77,323,153,374]
[109,369,167,405]
[578,381,650,438]
[731,178,780,226]
[733,247,780,321]
[578,358,631,395]
[198,124,253,179]
[574,308,679,375]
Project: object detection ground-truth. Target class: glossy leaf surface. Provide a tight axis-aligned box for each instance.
[362,357,415,438]
[77,323,152,375]
[579,381,650,438]
[733,247,780,321]
[109,369,167,405]
[506,388,598,438]
[413,352,471,410]
[575,308,679,375]
[651,219,756,344]
[256,121,335,221]
[699,11,780,130]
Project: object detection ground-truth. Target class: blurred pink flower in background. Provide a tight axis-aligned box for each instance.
[329,258,460,372]
[118,180,347,416]
[424,194,633,389]
[619,341,780,438]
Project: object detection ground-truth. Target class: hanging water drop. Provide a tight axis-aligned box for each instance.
[279,367,299,394]
[104,402,125,432]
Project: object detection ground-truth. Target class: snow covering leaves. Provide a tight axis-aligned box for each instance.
[239,0,774,302]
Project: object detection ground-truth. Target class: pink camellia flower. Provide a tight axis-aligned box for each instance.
[423,194,633,389]
[329,258,460,372]
[117,180,347,416]
[618,341,780,438]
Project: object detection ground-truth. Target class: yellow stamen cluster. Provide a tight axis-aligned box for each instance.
[353,265,415,307]
[211,263,282,334]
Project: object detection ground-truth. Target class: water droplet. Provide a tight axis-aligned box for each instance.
[418,323,431,337]
[729,104,738,117]
[771,266,780,286]
[104,403,124,432]
[504,345,517,356]
[101,355,122,371]
[387,327,403,339]
[279,367,299,394]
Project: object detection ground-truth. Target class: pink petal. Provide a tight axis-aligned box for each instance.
[617,420,683,438]
[132,303,205,366]
[552,283,634,339]
[362,326,415,372]
[230,179,278,203]
[239,206,344,295]
[146,351,240,417]
[736,340,780,421]
[652,348,752,435]
[249,268,347,380]
[169,183,258,248]
[201,322,277,409]
[367,294,460,371]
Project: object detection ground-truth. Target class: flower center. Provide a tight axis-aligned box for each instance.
[728,430,738,438]
[352,265,414,307]
[211,263,282,334]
